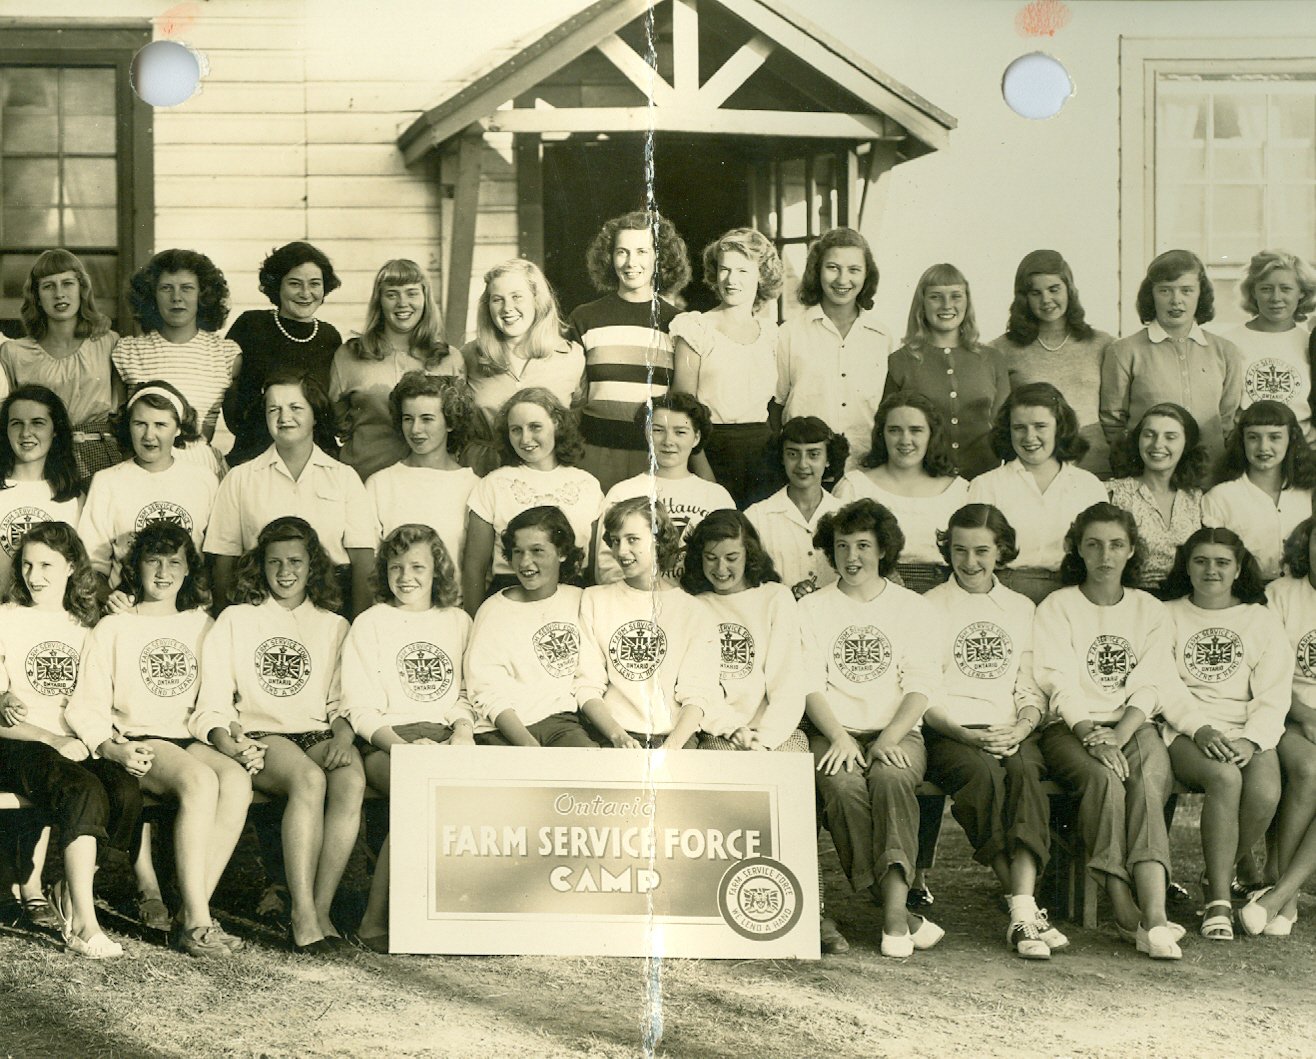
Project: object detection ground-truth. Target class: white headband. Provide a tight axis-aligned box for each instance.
[130,385,187,422]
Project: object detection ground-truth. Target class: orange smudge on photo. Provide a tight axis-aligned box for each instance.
[1016,0,1071,38]
[159,1,202,38]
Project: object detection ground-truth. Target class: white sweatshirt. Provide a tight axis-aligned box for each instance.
[0,480,82,597]
[466,586,583,729]
[1202,476,1312,582]
[0,603,90,738]
[341,602,476,742]
[191,597,347,740]
[1264,574,1316,714]
[593,472,734,583]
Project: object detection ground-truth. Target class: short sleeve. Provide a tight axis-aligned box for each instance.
[669,312,713,357]
[203,468,246,556]
[468,472,498,525]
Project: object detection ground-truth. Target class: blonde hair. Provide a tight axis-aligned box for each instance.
[468,259,568,377]
[351,258,451,365]
[902,262,982,351]
[1239,250,1316,322]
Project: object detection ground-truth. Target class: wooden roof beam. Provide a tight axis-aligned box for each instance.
[697,33,776,108]
[596,33,677,106]
[672,0,700,99]
[480,105,899,139]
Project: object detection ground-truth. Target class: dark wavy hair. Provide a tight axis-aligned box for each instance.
[1111,402,1208,490]
[699,228,783,311]
[262,371,339,457]
[862,391,960,476]
[936,503,1020,568]
[113,379,201,453]
[584,210,691,295]
[1217,400,1316,490]
[1160,526,1266,605]
[119,521,211,613]
[680,509,781,594]
[1059,502,1143,587]
[127,248,230,333]
[7,521,101,627]
[1002,249,1095,346]
[257,241,341,306]
[388,371,475,457]
[990,381,1089,465]
[0,385,80,502]
[1282,518,1316,580]
[231,516,341,611]
[777,416,850,482]
[814,498,904,577]
[500,505,584,582]
[603,495,681,574]
[20,249,110,341]
[494,386,585,467]
[796,227,878,311]
[635,391,712,456]
[373,523,458,608]
[1136,249,1214,326]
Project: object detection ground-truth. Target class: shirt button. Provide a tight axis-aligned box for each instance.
[951,442,959,448]
[840,373,847,378]
[951,417,959,425]
[949,391,957,398]
[946,368,954,375]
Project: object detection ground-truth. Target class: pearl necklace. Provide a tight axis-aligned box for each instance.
[1036,331,1069,353]
[272,308,319,344]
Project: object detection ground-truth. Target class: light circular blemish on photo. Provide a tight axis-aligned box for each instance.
[1002,53,1073,120]
[131,40,202,107]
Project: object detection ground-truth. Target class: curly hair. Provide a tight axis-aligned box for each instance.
[113,380,201,453]
[127,248,230,333]
[262,371,340,456]
[500,505,584,582]
[862,391,960,477]
[0,385,79,503]
[680,509,781,594]
[699,228,783,311]
[936,503,1020,568]
[1160,526,1266,605]
[584,210,691,296]
[230,516,341,611]
[603,495,681,575]
[19,249,110,341]
[903,262,983,352]
[1136,249,1214,326]
[7,521,100,627]
[813,498,904,577]
[373,523,459,608]
[257,241,341,307]
[796,228,878,311]
[1217,399,1316,490]
[388,371,475,457]
[990,381,1089,465]
[1059,502,1143,587]
[1002,249,1095,346]
[1110,402,1208,490]
[1238,249,1316,322]
[494,386,585,467]
[777,416,850,483]
[1281,518,1316,580]
[118,521,212,612]
[349,258,455,369]
[635,391,712,456]
[469,258,570,377]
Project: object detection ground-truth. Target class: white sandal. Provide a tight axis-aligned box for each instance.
[1200,900,1234,942]
[65,930,123,960]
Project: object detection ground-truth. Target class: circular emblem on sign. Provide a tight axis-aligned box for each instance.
[25,640,78,697]
[608,620,667,681]
[1297,630,1316,679]
[255,636,311,697]
[1245,357,1298,403]
[718,622,754,680]
[717,857,803,941]
[953,621,1013,680]
[394,641,453,702]
[532,622,579,678]
[0,506,52,557]
[134,500,193,534]
[832,624,891,683]
[140,637,198,697]
[1085,634,1135,692]
[1183,627,1243,683]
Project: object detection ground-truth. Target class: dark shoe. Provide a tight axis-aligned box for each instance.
[288,925,338,956]
[905,886,935,911]
[20,895,63,932]
[348,930,390,954]
[820,916,849,955]
[171,923,233,958]
[136,895,172,933]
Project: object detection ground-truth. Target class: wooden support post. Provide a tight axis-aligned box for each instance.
[516,134,544,264]
[445,133,484,347]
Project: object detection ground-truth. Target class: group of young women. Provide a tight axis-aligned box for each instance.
[1,214,1315,966]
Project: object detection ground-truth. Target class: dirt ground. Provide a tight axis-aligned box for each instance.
[2,802,1314,1059]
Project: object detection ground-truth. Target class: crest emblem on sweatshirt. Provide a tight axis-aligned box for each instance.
[0,506,52,557]
[135,500,193,534]
[953,622,1012,680]
[1085,635,1135,692]
[609,620,667,681]
[532,622,579,678]
[395,641,453,702]
[25,640,78,697]
[1297,630,1316,679]
[1245,358,1298,403]
[255,637,311,697]
[1183,627,1243,683]
[833,624,891,682]
[140,637,198,697]
[718,623,754,679]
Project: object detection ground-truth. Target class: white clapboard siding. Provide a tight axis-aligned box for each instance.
[155,113,309,145]
[157,176,310,211]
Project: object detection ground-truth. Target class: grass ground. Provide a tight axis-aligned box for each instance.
[2,800,1314,1059]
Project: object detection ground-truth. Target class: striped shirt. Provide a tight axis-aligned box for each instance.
[113,331,241,441]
